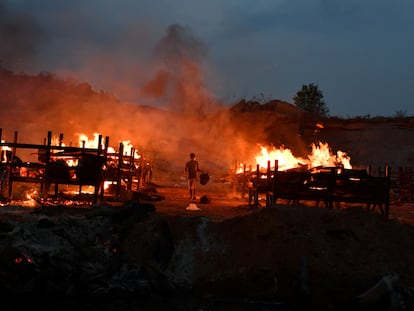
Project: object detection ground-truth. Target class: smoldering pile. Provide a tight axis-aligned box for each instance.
[0,201,173,304]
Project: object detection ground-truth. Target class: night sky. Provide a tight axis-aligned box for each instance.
[2,0,413,117]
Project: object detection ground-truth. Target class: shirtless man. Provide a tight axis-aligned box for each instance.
[184,153,202,200]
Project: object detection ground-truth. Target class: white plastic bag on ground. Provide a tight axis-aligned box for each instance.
[186,203,201,211]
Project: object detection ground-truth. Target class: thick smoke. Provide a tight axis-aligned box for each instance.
[0,70,250,181]
[0,21,256,182]
[140,24,215,114]
[155,24,207,62]
[0,1,46,70]
[134,24,254,176]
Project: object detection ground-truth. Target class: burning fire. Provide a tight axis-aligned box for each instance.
[307,142,352,169]
[255,145,306,171]
[46,133,142,193]
[243,141,352,173]
[76,133,140,159]
[49,133,141,165]
[74,133,142,192]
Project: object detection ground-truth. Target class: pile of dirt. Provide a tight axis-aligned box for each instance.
[158,204,414,310]
[1,183,414,310]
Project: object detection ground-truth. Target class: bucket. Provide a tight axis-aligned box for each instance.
[200,173,210,185]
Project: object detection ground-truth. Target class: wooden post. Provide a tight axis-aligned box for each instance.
[138,154,144,191]
[100,136,110,202]
[127,148,134,191]
[12,131,18,163]
[45,131,53,198]
[255,164,260,206]
[242,163,247,198]
[7,131,18,198]
[273,160,279,205]
[78,135,86,197]
[385,165,390,218]
[233,160,238,196]
[328,167,336,209]
[267,160,271,180]
[116,143,124,196]
[105,136,109,153]
[265,160,271,207]
[0,129,5,196]
[59,133,64,147]
[130,148,138,191]
[93,135,103,204]
[97,135,103,154]
[147,160,152,183]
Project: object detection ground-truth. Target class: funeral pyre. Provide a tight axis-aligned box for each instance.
[1,131,153,206]
[234,141,393,216]
[234,141,355,194]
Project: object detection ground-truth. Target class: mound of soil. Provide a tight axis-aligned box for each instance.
[160,204,414,310]
[125,184,414,310]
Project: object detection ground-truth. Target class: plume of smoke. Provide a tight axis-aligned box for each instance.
[0,22,259,181]
[140,24,215,114]
[155,24,207,63]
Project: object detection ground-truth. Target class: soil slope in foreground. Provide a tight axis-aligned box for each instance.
[154,204,414,310]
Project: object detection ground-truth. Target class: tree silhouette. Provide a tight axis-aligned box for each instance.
[293,83,329,117]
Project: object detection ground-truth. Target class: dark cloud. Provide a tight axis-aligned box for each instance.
[0,1,47,70]
[1,0,414,116]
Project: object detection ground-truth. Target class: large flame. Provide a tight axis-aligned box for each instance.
[307,142,352,169]
[248,141,352,173]
[76,133,140,159]
[46,133,141,171]
[77,133,103,149]
[255,145,306,171]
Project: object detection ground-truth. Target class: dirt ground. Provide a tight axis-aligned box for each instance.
[151,178,414,225]
[149,180,253,220]
[1,177,414,310]
[142,179,414,310]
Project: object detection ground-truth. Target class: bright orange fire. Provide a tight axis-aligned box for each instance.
[74,133,141,191]
[307,142,351,169]
[243,141,352,173]
[76,133,140,159]
[255,145,306,171]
